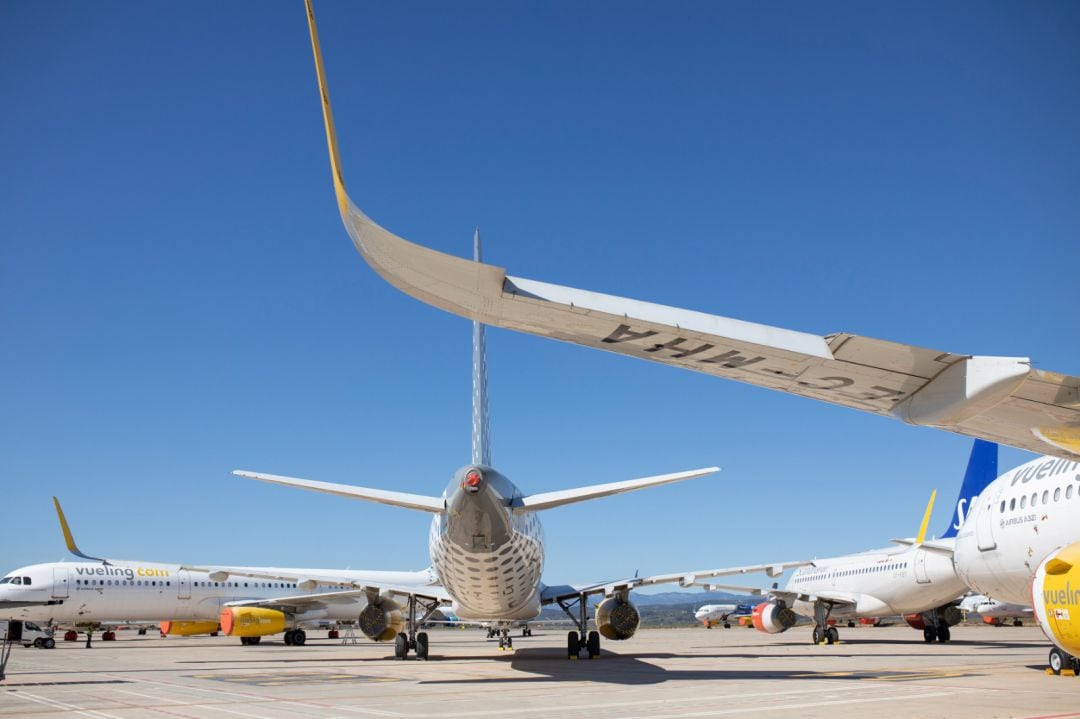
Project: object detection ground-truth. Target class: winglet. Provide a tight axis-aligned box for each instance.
[305,0,349,216]
[915,489,937,545]
[53,497,109,564]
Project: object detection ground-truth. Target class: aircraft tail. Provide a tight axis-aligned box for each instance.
[940,439,998,539]
[53,497,109,564]
[472,228,491,467]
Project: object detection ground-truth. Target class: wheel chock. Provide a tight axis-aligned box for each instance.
[1046,667,1057,676]
[1062,668,1077,677]
[569,655,578,660]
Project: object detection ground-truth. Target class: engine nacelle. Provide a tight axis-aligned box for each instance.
[159,621,220,636]
[751,602,797,634]
[358,596,405,642]
[904,605,962,631]
[595,596,640,640]
[219,607,286,637]
[1032,541,1080,659]
[904,613,925,630]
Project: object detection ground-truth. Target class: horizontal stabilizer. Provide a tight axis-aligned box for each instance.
[233,471,444,513]
[515,467,719,513]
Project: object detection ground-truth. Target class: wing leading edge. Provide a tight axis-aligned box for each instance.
[302,0,1080,460]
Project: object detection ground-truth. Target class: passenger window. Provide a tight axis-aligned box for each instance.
[1068,485,1074,499]
[1020,496,1027,509]
[1042,490,1049,504]
[1031,493,1037,506]
[1010,498,1016,510]
[1000,500,1005,512]
[1054,487,1061,501]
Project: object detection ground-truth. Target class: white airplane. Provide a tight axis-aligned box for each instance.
[298,0,1080,465]
[951,453,1080,674]
[702,441,998,645]
[0,499,441,647]
[225,239,812,660]
[958,594,1032,626]
[694,602,752,629]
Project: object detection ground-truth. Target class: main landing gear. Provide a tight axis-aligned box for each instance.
[240,636,261,645]
[1047,647,1080,676]
[283,629,306,646]
[522,626,532,637]
[811,603,840,645]
[557,593,600,659]
[393,595,440,660]
[919,608,952,643]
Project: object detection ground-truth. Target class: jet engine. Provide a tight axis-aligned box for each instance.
[358,595,405,642]
[219,607,287,637]
[1032,541,1080,671]
[904,605,962,631]
[159,621,220,636]
[595,596,640,640]
[751,602,796,634]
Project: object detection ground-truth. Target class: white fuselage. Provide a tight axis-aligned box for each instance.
[786,543,965,619]
[430,467,545,622]
[695,604,738,624]
[953,456,1080,605]
[0,560,434,628]
[959,594,1032,620]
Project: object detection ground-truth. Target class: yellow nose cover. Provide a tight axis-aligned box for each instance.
[1034,541,1080,655]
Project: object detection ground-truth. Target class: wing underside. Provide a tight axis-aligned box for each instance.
[302,0,1080,461]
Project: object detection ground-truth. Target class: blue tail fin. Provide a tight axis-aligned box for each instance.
[940,440,998,539]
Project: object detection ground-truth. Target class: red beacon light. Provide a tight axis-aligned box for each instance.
[462,469,483,493]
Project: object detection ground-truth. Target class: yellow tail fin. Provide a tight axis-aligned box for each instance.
[915,489,937,544]
[305,0,350,216]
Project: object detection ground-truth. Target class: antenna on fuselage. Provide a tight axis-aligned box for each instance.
[471,227,492,467]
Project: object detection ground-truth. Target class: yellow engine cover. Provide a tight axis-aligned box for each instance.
[159,621,220,636]
[220,607,287,637]
[1033,541,1080,656]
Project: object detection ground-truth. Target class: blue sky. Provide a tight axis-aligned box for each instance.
[2,1,1078,590]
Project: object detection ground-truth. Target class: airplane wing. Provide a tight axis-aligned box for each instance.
[699,582,857,610]
[540,559,812,604]
[302,0,1080,461]
[179,565,450,605]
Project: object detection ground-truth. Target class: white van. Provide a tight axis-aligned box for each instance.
[1,620,55,649]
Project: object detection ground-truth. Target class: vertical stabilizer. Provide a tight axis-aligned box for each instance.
[471,228,491,466]
[940,439,998,539]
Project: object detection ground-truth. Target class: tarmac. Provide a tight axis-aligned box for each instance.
[1,624,1077,718]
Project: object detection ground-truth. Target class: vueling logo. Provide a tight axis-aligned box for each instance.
[74,566,171,581]
[1044,581,1080,607]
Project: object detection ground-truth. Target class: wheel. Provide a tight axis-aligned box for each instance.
[812,626,824,644]
[936,625,950,643]
[1014,620,1023,627]
[33,638,43,648]
[43,637,55,649]
[923,627,935,643]
[292,629,306,646]
[394,632,408,660]
[138,628,147,635]
[723,622,730,629]
[826,627,839,644]
[847,621,855,628]
[586,630,600,659]
[505,636,512,649]
[567,630,581,659]
[1050,647,1066,674]
[416,632,429,660]
[23,643,31,648]
[283,630,295,646]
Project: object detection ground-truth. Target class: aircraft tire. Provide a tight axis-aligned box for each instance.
[1050,647,1066,674]
[567,631,581,659]
[826,627,839,644]
[293,630,306,646]
[394,632,408,660]
[812,626,824,644]
[923,627,935,643]
[283,630,294,646]
[586,631,600,659]
[723,622,730,629]
[937,625,950,643]
[416,632,429,660]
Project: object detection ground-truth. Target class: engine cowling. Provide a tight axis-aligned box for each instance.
[904,613,925,630]
[159,621,220,636]
[1032,541,1080,659]
[751,602,796,634]
[904,605,962,631]
[595,596,640,640]
[219,607,287,637]
[358,596,404,642]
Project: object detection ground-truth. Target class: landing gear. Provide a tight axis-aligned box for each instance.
[557,592,600,659]
[521,626,532,637]
[393,594,440,659]
[722,622,730,629]
[847,621,855,628]
[935,625,950,643]
[496,629,513,650]
[811,603,838,644]
[240,636,262,646]
[1048,647,1080,675]
[283,629,307,646]
[1013,619,1023,627]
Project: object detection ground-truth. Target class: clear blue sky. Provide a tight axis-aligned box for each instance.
[2,1,1078,590]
